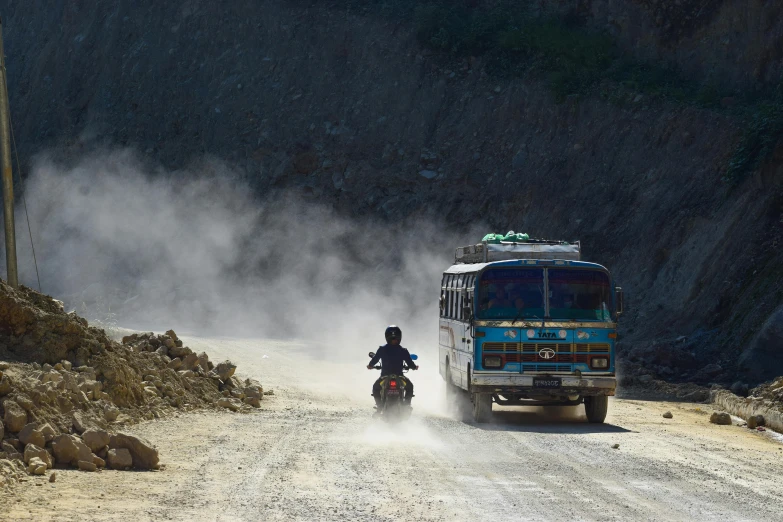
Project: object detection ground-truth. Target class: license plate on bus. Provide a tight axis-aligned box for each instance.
[533,377,562,388]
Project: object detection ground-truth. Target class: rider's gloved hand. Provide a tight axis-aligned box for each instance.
[367,365,374,370]
[412,365,419,370]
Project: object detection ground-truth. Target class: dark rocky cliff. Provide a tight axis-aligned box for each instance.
[576,0,783,89]
[1,1,782,386]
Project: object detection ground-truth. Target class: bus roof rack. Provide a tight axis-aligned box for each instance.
[455,239,581,264]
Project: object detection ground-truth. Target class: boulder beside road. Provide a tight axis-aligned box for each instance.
[107,448,133,470]
[109,433,159,470]
[709,412,732,425]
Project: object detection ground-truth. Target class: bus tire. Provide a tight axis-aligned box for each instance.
[584,395,608,424]
[472,392,492,423]
[445,364,466,416]
[445,362,459,401]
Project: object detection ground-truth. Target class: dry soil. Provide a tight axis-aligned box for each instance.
[2,336,782,521]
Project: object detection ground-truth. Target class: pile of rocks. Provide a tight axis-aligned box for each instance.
[0,280,265,487]
[1,419,159,485]
[616,372,711,402]
[748,376,783,406]
[708,376,783,433]
[121,331,263,409]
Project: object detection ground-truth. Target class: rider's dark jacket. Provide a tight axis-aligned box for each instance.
[369,343,416,376]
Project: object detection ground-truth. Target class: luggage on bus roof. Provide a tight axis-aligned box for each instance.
[455,234,580,264]
[482,231,530,244]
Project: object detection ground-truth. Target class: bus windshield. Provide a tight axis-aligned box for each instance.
[477,268,545,320]
[476,267,614,321]
[549,269,612,321]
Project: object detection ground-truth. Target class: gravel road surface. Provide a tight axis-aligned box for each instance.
[3,336,782,521]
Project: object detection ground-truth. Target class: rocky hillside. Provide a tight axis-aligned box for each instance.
[573,0,783,89]
[1,1,782,386]
[0,280,265,486]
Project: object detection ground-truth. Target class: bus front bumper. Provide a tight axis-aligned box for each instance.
[470,372,616,397]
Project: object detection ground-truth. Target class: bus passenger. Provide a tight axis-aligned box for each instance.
[488,287,512,309]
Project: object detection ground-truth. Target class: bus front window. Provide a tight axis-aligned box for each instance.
[478,268,545,320]
[548,269,612,321]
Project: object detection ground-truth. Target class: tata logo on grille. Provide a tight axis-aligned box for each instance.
[539,348,556,359]
[538,332,557,339]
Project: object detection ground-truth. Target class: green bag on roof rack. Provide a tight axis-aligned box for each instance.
[503,231,529,242]
[482,231,530,243]
[481,233,505,244]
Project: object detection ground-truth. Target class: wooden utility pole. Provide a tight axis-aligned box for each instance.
[0,16,18,288]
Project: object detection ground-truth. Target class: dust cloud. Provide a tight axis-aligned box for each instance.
[360,418,444,449]
[5,149,484,395]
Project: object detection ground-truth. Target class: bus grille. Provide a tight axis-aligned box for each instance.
[581,344,611,353]
[521,364,572,372]
[483,343,610,364]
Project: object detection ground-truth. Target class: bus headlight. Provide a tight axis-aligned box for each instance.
[590,357,609,369]
[484,356,503,369]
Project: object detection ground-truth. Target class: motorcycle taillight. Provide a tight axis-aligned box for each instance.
[390,380,397,388]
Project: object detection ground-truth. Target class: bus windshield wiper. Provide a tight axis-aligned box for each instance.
[513,311,542,326]
[527,313,546,331]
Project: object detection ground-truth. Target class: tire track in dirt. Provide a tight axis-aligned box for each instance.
[4,336,783,521]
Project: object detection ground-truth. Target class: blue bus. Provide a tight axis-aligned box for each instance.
[438,239,623,423]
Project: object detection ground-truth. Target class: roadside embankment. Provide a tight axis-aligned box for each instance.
[620,374,783,437]
[0,281,265,488]
[710,378,783,434]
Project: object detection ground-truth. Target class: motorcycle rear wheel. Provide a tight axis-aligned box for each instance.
[384,400,402,424]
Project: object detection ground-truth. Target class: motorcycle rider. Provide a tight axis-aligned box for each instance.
[367,325,418,409]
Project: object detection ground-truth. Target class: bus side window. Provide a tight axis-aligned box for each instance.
[452,275,459,320]
[449,275,457,319]
[466,275,474,317]
[458,274,465,321]
[455,279,460,318]
[446,275,453,318]
[440,274,447,318]
[465,275,470,304]
[456,275,462,321]
[444,277,448,319]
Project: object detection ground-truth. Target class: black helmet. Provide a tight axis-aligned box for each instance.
[385,325,402,343]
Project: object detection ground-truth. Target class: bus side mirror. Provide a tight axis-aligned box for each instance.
[615,287,624,316]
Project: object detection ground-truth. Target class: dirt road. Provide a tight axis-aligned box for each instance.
[3,336,782,521]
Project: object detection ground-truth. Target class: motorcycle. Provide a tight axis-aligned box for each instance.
[368,351,418,423]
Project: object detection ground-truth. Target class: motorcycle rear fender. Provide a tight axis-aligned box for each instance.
[380,375,407,400]
[381,376,406,389]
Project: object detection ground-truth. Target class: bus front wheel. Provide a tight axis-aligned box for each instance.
[584,395,608,424]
